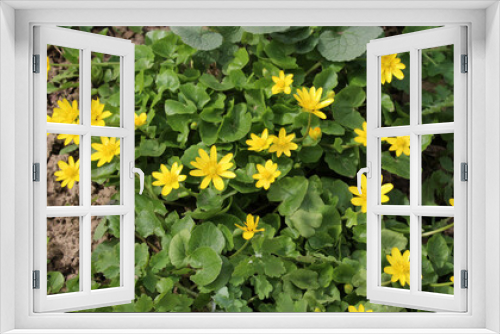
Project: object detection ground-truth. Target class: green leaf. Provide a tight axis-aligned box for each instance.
[139,138,167,157]
[219,103,252,142]
[276,294,308,312]
[332,263,356,284]
[264,40,298,69]
[381,152,410,179]
[189,247,223,286]
[155,69,180,92]
[151,34,178,58]
[154,293,193,312]
[135,243,149,274]
[381,229,408,255]
[335,86,366,108]
[164,99,197,115]
[189,222,226,254]
[241,26,290,34]
[199,73,234,91]
[169,230,191,268]
[170,27,223,51]
[267,176,309,216]
[298,145,324,163]
[226,48,249,74]
[321,120,345,136]
[47,271,65,294]
[427,233,449,269]
[180,83,211,110]
[324,149,359,177]
[287,209,322,238]
[313,66,338,93]
[262,255,286,278]
[135,294,154,312]
[149,250,170,272]
[135,209,163,238]
[252,275,273,299]
[289,269,320,289]
[318,27,383,62]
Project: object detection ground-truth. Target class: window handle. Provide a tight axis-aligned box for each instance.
[357,162,372,195]
[129,162,144,195]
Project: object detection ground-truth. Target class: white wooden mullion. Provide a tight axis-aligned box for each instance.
[373,205,454,217]
[409,47,420,295]
[372,123,454,138]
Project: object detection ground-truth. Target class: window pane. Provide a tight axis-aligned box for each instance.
[92,216,121,290]
[421,45,454,124]
[47,217,80,295]
[421,134,454,206]
[381,136,410,205]
[47,45,80,125]
[91,136,121,205]
[381,52,410,127]
[91,52,120,127]
[47,133,80,206]
[421,216,454,295]
[381,215,410,290]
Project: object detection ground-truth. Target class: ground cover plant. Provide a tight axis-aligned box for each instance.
[45,26,455,312]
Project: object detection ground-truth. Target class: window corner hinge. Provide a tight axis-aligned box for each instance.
[33,54,40,73]
[461,270,468,289]
[461,162,468,181]
[33,163,40,182]
[461,54,468,73]
[32,270,40,289]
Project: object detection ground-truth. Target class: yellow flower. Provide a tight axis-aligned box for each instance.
[308,127,322,141]
[384,247,410,287]
[235,214,265,240]
[348,304,373,313]
[269,128,298,158]
[354,122,367,147]
[57,131,80,146]
[381,54,406,84]
[348,175,393,213]
[253,160,281,190]
[314,307,322,312]
[450,276,454,283]
[385,136,410,157]
[189,145,236,191]
[91,137,120,167]
[246,129,273,152]
[47,57,50,80]
[152,162,187,196]
[54,156,80,189]
[50,99,79,124]
[135,113,147,129]
[293,87,334,119]
[91,98,112,126]
[449,198,454,206]
[271,70,294,95]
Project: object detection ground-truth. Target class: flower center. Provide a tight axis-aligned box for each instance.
[102,144,118,157]
[207,162,218,176]
[65,167,78,179]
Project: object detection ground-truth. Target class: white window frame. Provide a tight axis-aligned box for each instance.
[33,26,136,312]
[366,26,467,312]
[1,1,499,333]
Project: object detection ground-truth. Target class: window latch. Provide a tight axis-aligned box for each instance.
[356,162,372,195]
[461,270,468,289]
[129,162,144,195]
[461,162,468,181]
[33,163,40,182]
[33,270,40,289]
[33,54,40,73]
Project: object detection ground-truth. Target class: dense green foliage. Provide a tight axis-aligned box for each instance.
[47,26,455,312]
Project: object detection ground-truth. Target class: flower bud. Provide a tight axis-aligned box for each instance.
[344,283,353,294]
[308,127,322,141]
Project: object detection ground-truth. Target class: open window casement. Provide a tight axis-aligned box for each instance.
[33,26,140,312]
[363,26,467,312]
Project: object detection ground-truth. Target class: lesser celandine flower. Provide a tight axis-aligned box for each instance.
[235,214,264,240]
[54,156,80,189]
[381,54,406,84]
[91,137,120,167]
[308,127,322,141]
[294,87,334,120]
[384,247,410,287]
[269,128,298,158]
[246,129,273,152]
[189,145,236,191]
[354,122,367,147]
[385,136,410,157]
[253,160,281,190]
[135,113,147,129]
[348,304,373,313]
[47,57,50,80]
[271,70,294,95]
[348,175,393,213]
[57,131,80,146]
[50,99,79,124]
[152,162,186,196]
[91,98,112,127]
[449,198,454,206]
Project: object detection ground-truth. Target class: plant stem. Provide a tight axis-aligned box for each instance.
[174,282,199,298]
[429,281,454,287]
[421,222,454,238]
[135,232,161,253]
[304,61,322,77]
[297,114,313,143]
[381,280,392,286]
[230,239,250,258]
